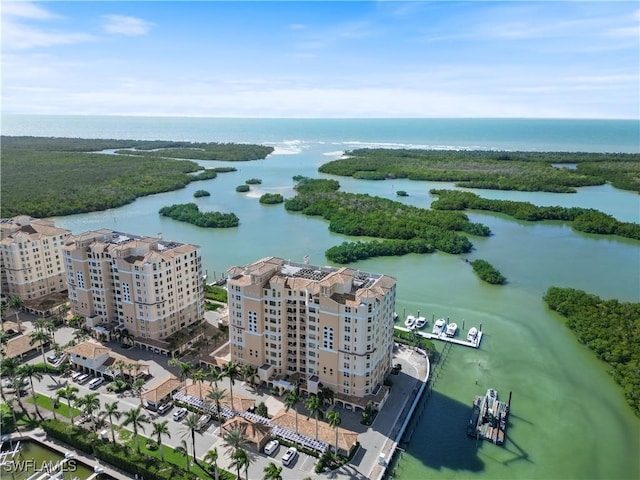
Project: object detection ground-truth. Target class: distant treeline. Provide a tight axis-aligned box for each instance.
[158,203,239,228]
[284,177,490,260]
[430,189,640,240]
[318,148,640,193]
[0,136,266,217]
[544,287,640,416]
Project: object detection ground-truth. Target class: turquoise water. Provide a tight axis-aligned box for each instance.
[2,116,639,479]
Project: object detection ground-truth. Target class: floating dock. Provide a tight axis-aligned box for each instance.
[466,389,510,445]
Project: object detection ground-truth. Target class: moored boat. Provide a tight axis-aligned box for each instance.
[445,322,457,337]
[467,327,478,342]
[415,316,427,329]
[405,315,416,329]
[433,318,446,334]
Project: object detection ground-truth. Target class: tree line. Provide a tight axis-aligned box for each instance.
[159,203,239,228]
[0,137,264,217]
[430,189,640,240]
[318,148,640,193]
[543,287,640,416]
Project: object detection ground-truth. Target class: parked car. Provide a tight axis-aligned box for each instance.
[76,373,91,384]
[282,447,298,466]
[88,377,105,390]
[158,402,173,415]
[263,439,280,456]
[196,414,212,431]
[173,407,188,422]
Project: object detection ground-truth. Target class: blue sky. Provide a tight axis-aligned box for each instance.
[2,1,638,118]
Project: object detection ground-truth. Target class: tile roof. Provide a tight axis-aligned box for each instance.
[221,416,271,447]
[65,340,111,360]
[4,334,43,359]
[143,375,182,403]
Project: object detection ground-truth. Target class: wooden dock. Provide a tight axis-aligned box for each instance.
[395,326,483,349]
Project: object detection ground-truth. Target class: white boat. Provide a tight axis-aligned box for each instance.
[445,322,457,337]
[393,312,399,322]
[405,315,416,329]
[467,327,478,342]
[415,316,427,329]
[433,318,446,334]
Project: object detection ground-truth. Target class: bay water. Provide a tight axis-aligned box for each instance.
[2,115,639,479]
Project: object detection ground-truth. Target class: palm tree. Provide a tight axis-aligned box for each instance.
[230,448,249,480]
[223,426,249,454]
[68,314,83,329]
[77,392,101,431]
[17,364,43,419]
[58,303,69,323]
[0,302,7,331]
[0,357,19,402]
[29,329,52,365]
[100,401,121,443]
[57,384,79,424]
[284,388,301,433]
[131,377,146,407]
[319,386,335,407]
[208,366,224,389]
[240,363,257,387]
[327,410,342,454]
[305,394,323,440]
[175,439,191,472]
[121,406,150,453]
[182,413,199,462]
[206,387,226,433]
[263,461,283,480]
[152,420,171,461]
[10,377,28,416]
[203,447,220,480]
[192,368,207,400]
[8,296,24,332]
[222,361,239,411]
[168,358,192,394]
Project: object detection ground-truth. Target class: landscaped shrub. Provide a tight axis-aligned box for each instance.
[41,419,98,454]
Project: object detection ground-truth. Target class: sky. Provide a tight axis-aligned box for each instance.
[1,1,639,119]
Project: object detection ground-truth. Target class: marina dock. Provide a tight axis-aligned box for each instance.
[395,326,483,349]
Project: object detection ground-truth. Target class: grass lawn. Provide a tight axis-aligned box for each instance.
[123,433,218,479]
[28,393,81,419]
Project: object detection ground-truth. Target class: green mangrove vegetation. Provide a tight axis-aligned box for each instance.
[245,178,262,184]
[326,239,435,264]
[470,259,506,284]
[430,189,640,240]
[543,287,640,416]
[0,136,269,217]
[397,190,409,197]
[259,193,284,204]
[236,184,250,192]
[284,178,491,258]
[193,189,210,197]
[159,203,239,228]
[318,148,640,193]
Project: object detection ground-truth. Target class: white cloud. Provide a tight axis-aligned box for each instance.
[101,15,153,36]
[2,20,95,50]
[2,1,59,20]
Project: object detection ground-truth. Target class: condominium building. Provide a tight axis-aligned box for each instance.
[227,257,397,399]
[62,229,204,341]
[0,216,71,300]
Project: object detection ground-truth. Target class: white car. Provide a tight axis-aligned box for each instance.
[88,377,105,390]
[158,402,173,415]
[263,439,280,456]
[196,414,211,431]
[173,407,188,422]
[282,447,298,466]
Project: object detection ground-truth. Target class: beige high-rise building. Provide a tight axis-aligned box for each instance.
[0,216,71,300]
[62,229,204,341]
[227,257,397,399]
